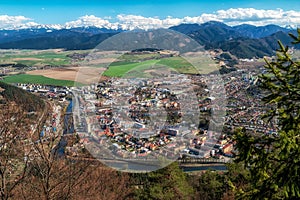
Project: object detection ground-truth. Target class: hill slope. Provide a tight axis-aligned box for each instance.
[170,22,297,58]
[0,81,45,112]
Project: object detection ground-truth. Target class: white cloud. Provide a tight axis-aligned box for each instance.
[116,14,164,30]
[1,8,300,30]
[112,8,300,29]
[0,15,62,30]
[206,8,300,27]
[0,15,35,29]
[65,15,114,29]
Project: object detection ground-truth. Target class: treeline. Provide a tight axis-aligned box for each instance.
[0,63,28,69]
[3,157,246,200]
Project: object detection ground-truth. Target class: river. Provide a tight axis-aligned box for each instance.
[57,99,74,156]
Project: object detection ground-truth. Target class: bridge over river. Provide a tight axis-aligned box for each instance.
[178,157,227,172]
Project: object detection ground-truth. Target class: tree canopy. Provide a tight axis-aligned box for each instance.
[233,29,300,199]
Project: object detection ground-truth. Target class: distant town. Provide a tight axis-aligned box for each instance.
[2,52,278,171]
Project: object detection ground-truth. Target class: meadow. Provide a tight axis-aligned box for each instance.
[102,54,217,77]
[2,74,82,87]
[0,49,218,85]
[0,49,89,66]
[102,60,159,77]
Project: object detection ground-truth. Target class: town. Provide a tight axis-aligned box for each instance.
[68,64,277,169]
[1,49,279,171]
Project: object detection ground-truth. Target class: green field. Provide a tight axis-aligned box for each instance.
[0,49,219,80]
[157,57,199,73]
[103,60,159,77]
[116,52,162,62]
[102,56,212,77]
[2,74,83,87]
[0,49,89,66]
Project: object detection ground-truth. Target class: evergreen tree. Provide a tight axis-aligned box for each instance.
[233,30,300,199]
[133,162,194,200]
[194,170,227,200]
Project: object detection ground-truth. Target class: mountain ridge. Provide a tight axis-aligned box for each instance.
[0,22,298,58]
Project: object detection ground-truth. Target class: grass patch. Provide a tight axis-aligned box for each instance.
[157,57,200,74]
[102,56,206,77]
[118,53,162,61]
[102,60,159,77]
[0,50,74,67]
[2,74,83,87]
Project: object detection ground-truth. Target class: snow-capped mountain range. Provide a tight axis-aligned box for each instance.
[1,19,298,32]
[0,20,298,59]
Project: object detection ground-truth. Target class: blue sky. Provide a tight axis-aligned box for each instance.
[1,0,300,24]
[1,0,300,29]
